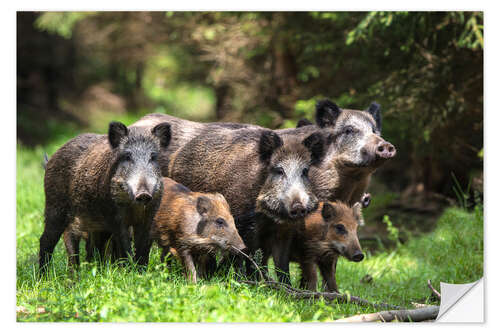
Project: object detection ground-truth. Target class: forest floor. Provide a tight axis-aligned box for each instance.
[16,113,483,322]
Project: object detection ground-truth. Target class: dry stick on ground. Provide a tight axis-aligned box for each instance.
[334,305,440,322]
[242,280,402,310]
[230,245,265,281]
[427,279,441,300]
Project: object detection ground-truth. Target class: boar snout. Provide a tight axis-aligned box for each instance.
[351,250,364,262]
[375,141,396,159]
[135,191,152,204]
[290,200,307,218]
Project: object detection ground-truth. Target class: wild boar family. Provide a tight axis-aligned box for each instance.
[39,99,395,292]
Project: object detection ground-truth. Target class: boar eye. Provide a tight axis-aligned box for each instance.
[271,167,285,176]
[121,151,132,162]
[150,152,158,162]
[344,126,354,135]
[215,218,226,227]
[302,168,309,178]
[334,224,347,235]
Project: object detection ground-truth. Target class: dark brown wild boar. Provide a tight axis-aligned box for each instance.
[150,178,246,283]
[291,201,365,292]
[168,127,326,282]
[39,121,171,272]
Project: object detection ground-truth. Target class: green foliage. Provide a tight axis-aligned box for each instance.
[35,12,93,38]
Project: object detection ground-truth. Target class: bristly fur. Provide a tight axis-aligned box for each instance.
[302,132,325,166]
[108,121,128,148]
[151,123,172,148]
[367,102,382,133]
[315,99,341,128]
[258,131,283,163]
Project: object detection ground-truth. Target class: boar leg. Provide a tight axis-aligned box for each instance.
[39,207,72,273]
[299,261,318,291]
[272,237,293,284]
[133,224,153,268]
[112,222,133,263]
[179,250,197,283]
[318,256,338,292]
[63,229,81,270]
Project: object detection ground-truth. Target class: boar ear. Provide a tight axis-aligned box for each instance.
[108,121,128,149]
[315,100,341,128]
[152,122,172,148]
[366,102,382,133]
[296,118,313,128]
[258,131,283,163]
[196,196,211,216]
[321,202,337,222]
[353,202,365,226]
[303,132,325,166]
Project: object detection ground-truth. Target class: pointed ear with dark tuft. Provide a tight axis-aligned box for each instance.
[258,131,283,164]
[321,202,337,222]
[303,132,325,166]
[108,121,128,149]
[296,118,313,128]
[367,102,382,133]
[352,202,364,226]
[196,196,211,216]
[315,99,341,128]
[152,122,172,148]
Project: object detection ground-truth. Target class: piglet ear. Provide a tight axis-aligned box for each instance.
[303,132,325,166]
[366,102,382,133]
[321,202,338,222]
[315,99,341,128]
[352,202,365,227]
[151,122,172,148]
[108,121,128,149]
[296,118,313,128]
[258,130,283,164]
[196,196,211,216]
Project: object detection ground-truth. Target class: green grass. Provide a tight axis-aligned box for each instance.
[16,117,483,322]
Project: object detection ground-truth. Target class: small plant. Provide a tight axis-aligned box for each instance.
[382,215,401,247]
[451,172,472,210]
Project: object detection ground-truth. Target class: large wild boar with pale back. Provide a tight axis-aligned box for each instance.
[39,121,171,272]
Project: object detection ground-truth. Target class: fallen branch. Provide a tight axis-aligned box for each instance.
[334,305,439,322]
[427,280,441,300]
[230,245,265,281]
[242,280,402,310]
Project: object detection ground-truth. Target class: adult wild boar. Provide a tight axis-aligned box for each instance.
[39,121,171,272]
[289,100,396,205]
[168,127,326,282]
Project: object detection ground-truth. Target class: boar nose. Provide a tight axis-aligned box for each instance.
[290,201,307,218]
[135,192,152,204]
[375,141,396,159]
[352,250,364,262]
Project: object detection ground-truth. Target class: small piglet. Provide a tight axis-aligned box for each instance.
[292,201,365,292]
[150,178,246,283]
